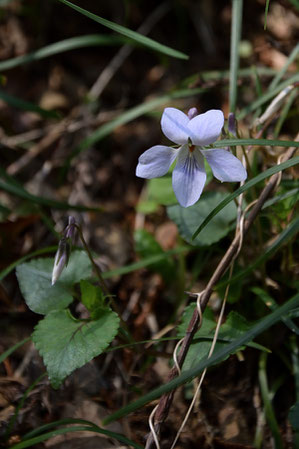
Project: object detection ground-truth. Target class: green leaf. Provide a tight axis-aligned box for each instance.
[16,251,92,315]
[147,175,177,206]
[22,418,142,448]
[0,337,31,365]
[168,191,238,246]
[11,422,143,449]
[178,306,261,371]
[32,308,119,388]
[0,34,126,71]
[136,199,159,214]
[0,177,100,212]
[237,73,299,120]
[252,287,299,335]
[0,89,59,119]
[57,0,188,60]
[177,304,216,338]
[80,280,106,319]
[213,138,299,148]
[134,229,175,282]
[192,156,299,240]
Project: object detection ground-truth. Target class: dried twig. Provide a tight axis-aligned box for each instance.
[145,144,298,449]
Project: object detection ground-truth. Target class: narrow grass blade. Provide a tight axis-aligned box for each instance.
[213,138,299,148]
[253,287,299,335]
[0,179,100,212]
[102,246,189,279]
[269,43,299,90]
[11,421,143,449]
[103,292,299,424]
[22,418,106,439]
[57,0,188,60]
[274,87,298,138]
[264,0,270,30]
[238,73,299,120]
[192,156,299,240]
[0,246,57,282]
[218,217,299,288]
[6,373,46,438]
[229,0,243,113]
[259,353,284,448]
[0,35,126,71]
[0,90,59,119]
[0,337,31,364]
[182,67,276,87]
[262,188,299,210]
[67,87,206,163]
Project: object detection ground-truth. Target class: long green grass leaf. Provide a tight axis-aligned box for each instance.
[262,188,299,210]
[274,87,298,138]
[67,87,207,163]
[22,418,101,439]
[6,373,47,439]
[102,246,189,279]
[253,287,299,335]
[259,353,284,448]
[57,0,188,60]
[264,0,270,30]
[213,138,299,148]
[218,217,299,288]
[238,73,299,119]
[103,292,299,424]
[192,156,299,240]
[0,337,31,364]
[229,0,243,113]
[269,43,299,90]
[0,246,57,282]
[0,179,100,212]
[0,90,59,119]
[11,422,143,449]
[0,35,126,71]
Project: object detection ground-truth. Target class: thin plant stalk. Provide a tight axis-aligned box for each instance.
[229,0,243,113]
[74,225,134,344]
[258,353,283,449]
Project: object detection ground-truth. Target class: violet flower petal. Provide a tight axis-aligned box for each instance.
[172,146,206,207]
[136,145,178,179]
[187,110,224,146]
[161,107,190,145]
[202,149,247,182]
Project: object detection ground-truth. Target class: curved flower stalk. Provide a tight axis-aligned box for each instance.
[136,107,247,207]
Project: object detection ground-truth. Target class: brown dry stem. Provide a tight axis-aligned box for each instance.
[145,144,298,449]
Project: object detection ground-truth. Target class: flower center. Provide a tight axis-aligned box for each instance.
[189,144,195,153]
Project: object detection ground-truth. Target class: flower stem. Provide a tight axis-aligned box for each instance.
[229,0,243,113]
[75,224,134,344]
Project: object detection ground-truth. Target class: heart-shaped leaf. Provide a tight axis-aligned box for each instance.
[16,251,92,314]
[33,308,120,388]
[167,191,238,246]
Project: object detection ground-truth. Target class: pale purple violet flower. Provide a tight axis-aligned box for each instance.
[136,107,247,207]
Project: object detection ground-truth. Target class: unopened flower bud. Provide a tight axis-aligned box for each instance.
[228,112,237,136]
[65,216,77,243]
[51,238,70,285]
[187,107,198,120]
